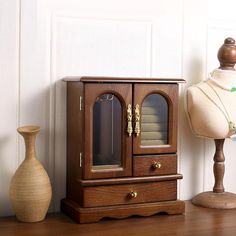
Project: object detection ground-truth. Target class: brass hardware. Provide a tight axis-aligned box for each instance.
[127,104,133,136]
[79,152,82,168]
[129,191,138,198]
[134,104,140,136]
[152,162,161,169]
[80,96,83,111]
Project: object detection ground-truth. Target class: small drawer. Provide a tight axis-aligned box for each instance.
[133,154,177,177]
[82,181,176,207]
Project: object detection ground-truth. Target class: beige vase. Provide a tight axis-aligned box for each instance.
[10,126,52,222]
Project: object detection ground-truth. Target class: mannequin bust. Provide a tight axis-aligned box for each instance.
[187,38,236,139]
[186,37,236,209]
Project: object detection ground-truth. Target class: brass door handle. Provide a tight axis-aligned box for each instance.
[134,104,140,136]
[129,191,138,198]
[127,104,133,136]
[152,162,162,169]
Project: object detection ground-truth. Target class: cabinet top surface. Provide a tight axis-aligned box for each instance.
[63,76,185,83]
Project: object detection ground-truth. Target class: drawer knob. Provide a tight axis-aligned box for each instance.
[152,162,161,169]
[129,191,138,198]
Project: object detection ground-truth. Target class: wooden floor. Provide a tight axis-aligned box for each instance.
[1,201,236,236]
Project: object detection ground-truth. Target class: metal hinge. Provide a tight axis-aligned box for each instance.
[80,96,83,111]
[79,152,82,167]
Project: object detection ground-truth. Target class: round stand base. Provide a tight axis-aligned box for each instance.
[192,191,236,209]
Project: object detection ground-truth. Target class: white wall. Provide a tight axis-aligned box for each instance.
[0,0,20,216]
[1,0,236,216]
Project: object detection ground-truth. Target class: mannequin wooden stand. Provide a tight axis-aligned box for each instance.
[192,139,236,209]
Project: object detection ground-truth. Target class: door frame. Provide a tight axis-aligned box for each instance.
[133,83,178,154]
[84,83,132,179]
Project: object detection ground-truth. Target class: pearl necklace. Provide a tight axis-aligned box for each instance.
[208,71,236,92]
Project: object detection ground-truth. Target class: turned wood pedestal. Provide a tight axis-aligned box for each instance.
[192,139,236,209]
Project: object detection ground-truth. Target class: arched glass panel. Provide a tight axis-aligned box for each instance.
[93,94,122,167]
[141,94,168,146]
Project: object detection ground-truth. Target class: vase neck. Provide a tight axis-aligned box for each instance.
[17,126,40,160]
[23,134,37,160]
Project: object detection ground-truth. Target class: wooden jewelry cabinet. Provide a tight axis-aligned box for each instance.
[61,76,185,223]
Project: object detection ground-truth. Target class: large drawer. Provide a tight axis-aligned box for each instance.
[133,154,177,177]
[82,180,177,207]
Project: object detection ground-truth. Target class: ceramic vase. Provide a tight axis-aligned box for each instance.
[10,126,52,222]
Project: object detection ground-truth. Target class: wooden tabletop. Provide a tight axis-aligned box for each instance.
[1,201,236,236]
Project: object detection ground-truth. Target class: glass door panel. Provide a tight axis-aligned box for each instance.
[141,94,168,146]
[133,84,178,154]
[84,83,132,179]
[93,94,122,167]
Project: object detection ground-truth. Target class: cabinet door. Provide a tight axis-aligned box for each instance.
[84,83,132,179]
[133,84,178,154]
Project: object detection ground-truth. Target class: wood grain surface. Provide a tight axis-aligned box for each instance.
[62,199,184,223]
[2,201,236,235]
[82,181,177,207]
[133,154,177,177]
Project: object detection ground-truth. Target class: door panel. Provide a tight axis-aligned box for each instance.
[133,84,178,154]
[84,83,132,179]
[93,94,122,166]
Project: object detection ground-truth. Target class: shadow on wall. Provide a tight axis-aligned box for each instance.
[0,87,55,216]
[13,83,55,212]
[15,79,67,213]
[188,56,206,86]
[179,56,206,200]
[18,86,52,169]
[53,79,67,212]
[0,136,16,216]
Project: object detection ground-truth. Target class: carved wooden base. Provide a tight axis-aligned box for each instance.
[192,191,236,209]
[61,199,185,223]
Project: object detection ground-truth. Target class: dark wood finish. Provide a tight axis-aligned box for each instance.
[80,174,183,186]
[133,84,178,154]
[5,202,236,235]
[213,139,225,193]
[66,82,84,204]
[63,78,184,223]
[82,181,177,207]
[192,139,236,209]
[64,76,186,83]
[218,37,236,70]
[62,199,183,223]
[133,154,177,177]
[84,83,132,179]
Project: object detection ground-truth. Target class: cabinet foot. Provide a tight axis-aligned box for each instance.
[61,199,185,223]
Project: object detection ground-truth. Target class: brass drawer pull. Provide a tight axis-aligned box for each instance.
[127,104,133,136]
[152,162,162,169]
[134,104,140,136]
[129,191,138,198]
